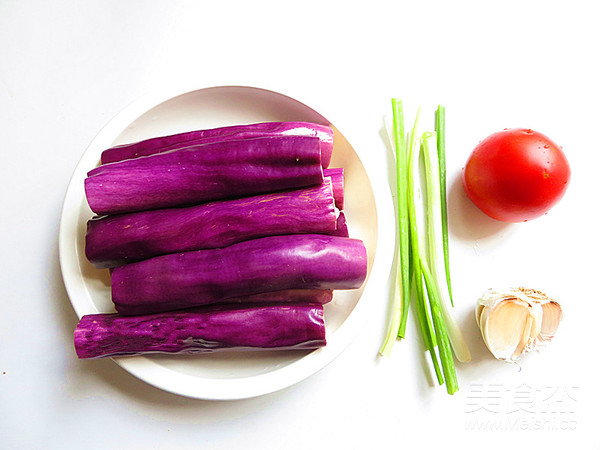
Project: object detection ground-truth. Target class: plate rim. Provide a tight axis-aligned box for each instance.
[58,83,395,400]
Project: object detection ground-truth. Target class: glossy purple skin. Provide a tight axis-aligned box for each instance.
[323,168,344,210]
[332,212,349,237]
[100,122,334,169]
[85,180,336,268]
[115,289,333,316]
[111,234,367,315]
[74,303,326,359]
[85,136,324,215]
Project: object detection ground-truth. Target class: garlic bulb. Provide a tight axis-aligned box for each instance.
[475,287,562,362]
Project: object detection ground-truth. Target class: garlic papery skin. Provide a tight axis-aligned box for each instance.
[475,287,562,362]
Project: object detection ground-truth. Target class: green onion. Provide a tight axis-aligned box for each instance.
[411,261,444,385]
[379,101,468,394]
[421,132,471,363]
[393,99,410,339]
[379,99,410,355]
[406,116,444,385]
[420,258,458,394]
[435,106,453,306]
[379,275,401,356]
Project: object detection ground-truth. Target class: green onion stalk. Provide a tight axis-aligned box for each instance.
[435,106,454,306]
[406,114,444,385]
[379,99,410,355]
[421,132,471,364]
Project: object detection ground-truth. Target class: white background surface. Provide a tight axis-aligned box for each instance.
[1,1,598,448]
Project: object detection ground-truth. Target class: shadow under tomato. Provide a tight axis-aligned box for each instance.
[447,172,511,242]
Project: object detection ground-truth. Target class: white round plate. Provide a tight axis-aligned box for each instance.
[59,85,394,400]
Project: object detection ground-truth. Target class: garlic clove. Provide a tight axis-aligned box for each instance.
[539,301,562,344]
[484,298,531,361]
[476,287,562,362]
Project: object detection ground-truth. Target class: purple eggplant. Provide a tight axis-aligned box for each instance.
[115,289,333,316]
[85,180,336,268]
[74,303,326,359]
[210,289,332,304]
[85,136,324,216]
[112,234,367,315]
[323,168,344,210]
[100,121,334,168]
[332,212,349,237]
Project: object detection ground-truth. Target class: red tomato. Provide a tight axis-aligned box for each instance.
[462,128,570,222]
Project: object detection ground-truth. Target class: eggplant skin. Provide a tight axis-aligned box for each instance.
[100,121,334,169]
[85,136,324,216]
[114,289,334,316]
[225,289,333,304]
[323,168,344,210]
[85,181,336,268]
[332,212,349,237]
[74,303,326,359]
[112,234,367,315]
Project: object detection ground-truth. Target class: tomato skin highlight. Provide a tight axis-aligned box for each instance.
[462,128,570,222]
